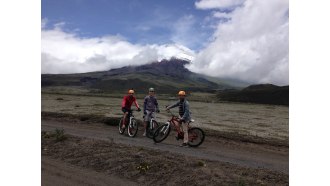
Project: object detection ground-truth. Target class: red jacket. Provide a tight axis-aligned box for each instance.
[122,95,139,109]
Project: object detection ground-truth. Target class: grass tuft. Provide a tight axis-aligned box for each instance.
[136,162,151,173]
[197,160,206,167]
[54,128,67,142]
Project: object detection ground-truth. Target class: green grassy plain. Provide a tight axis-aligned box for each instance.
[42,92,288,143]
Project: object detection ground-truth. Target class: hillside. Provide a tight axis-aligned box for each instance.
[42,58,242,94]
[217,84,289,106]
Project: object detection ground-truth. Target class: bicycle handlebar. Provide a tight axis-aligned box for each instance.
[165,107,178,118]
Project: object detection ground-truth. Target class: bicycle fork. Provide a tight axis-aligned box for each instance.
[160,122,170,134]
[129,116,134,127]
[149,118,155,130]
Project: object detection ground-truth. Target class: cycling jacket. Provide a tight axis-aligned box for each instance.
[167,99,191,121]
[143,95,159,113]
[122,95,139,110]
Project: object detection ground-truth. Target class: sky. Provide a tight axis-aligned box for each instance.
[41,0,289,85]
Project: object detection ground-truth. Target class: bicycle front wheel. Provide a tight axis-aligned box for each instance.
[127,118,138,137]
[153,123,171,143]
[118,118,125,134]
[188,127,205,147]
[146,120,159,138]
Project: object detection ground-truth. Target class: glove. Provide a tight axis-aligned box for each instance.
[156,109,160,113]
[137,108,141,112]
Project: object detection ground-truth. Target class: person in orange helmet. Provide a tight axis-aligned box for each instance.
[166,90,191,147]
[121,89,141,128]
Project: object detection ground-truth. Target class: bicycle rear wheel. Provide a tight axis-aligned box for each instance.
[127,118,138,137]
[146,120,159,138]
[118,118,125,134]
[188,127,205,147]
[153,123,171,143]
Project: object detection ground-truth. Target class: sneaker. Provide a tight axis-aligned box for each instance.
[143,132,146,136]
[121,125,126,129]
[180,143,188,147]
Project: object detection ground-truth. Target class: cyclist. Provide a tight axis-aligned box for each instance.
[121,89,141,129]
[166,90,191,147]
[143,88,160,136]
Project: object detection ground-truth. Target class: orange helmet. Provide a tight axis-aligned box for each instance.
[178,90,186,96]
[128,89,135,94]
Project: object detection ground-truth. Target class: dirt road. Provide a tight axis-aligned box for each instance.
[42,157,137,186]
[41,118,288,174]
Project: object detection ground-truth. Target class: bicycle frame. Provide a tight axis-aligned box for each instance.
[166,110,188,134]
[166,110,198,141]
[122,109,138,127]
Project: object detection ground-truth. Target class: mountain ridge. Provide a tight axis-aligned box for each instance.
[42,58,243,94]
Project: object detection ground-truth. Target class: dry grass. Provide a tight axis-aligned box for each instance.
[42,93,288,142]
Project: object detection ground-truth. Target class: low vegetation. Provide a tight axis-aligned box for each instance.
[136,162,151,173]
[42,93,288,145]
[217,84,289,106]
[54,128,67,142]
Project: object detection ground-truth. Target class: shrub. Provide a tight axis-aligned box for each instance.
[197,160,206,167]
[54,128,67,142]
[79,116,90,121]
[42,131,52,138]
[136,162,151,173]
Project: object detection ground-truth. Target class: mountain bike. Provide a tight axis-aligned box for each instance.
[118,109,140,137]
[153,109,205,147]
[144,112,160,138]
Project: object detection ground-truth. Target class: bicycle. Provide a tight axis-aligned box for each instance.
[153,109,205,147]
[118,109,140,137]
[144,112,160,138]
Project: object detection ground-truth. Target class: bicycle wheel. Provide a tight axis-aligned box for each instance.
[188,127,205,147]
[153,123,171,143]
[118,118,126,134]
[127,118,138,137]
[146,120,159,138]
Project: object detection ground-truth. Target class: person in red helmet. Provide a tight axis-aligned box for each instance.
[121,89,141,128]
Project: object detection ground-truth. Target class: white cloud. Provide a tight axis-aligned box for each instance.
[195,0,245,10]
[41,18,48,29]
[41,24,195,74]
[212,11,231,19]
[171,15,197,48]
[188,0,289,85]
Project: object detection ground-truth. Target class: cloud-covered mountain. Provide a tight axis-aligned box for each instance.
[42,58,247,94]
